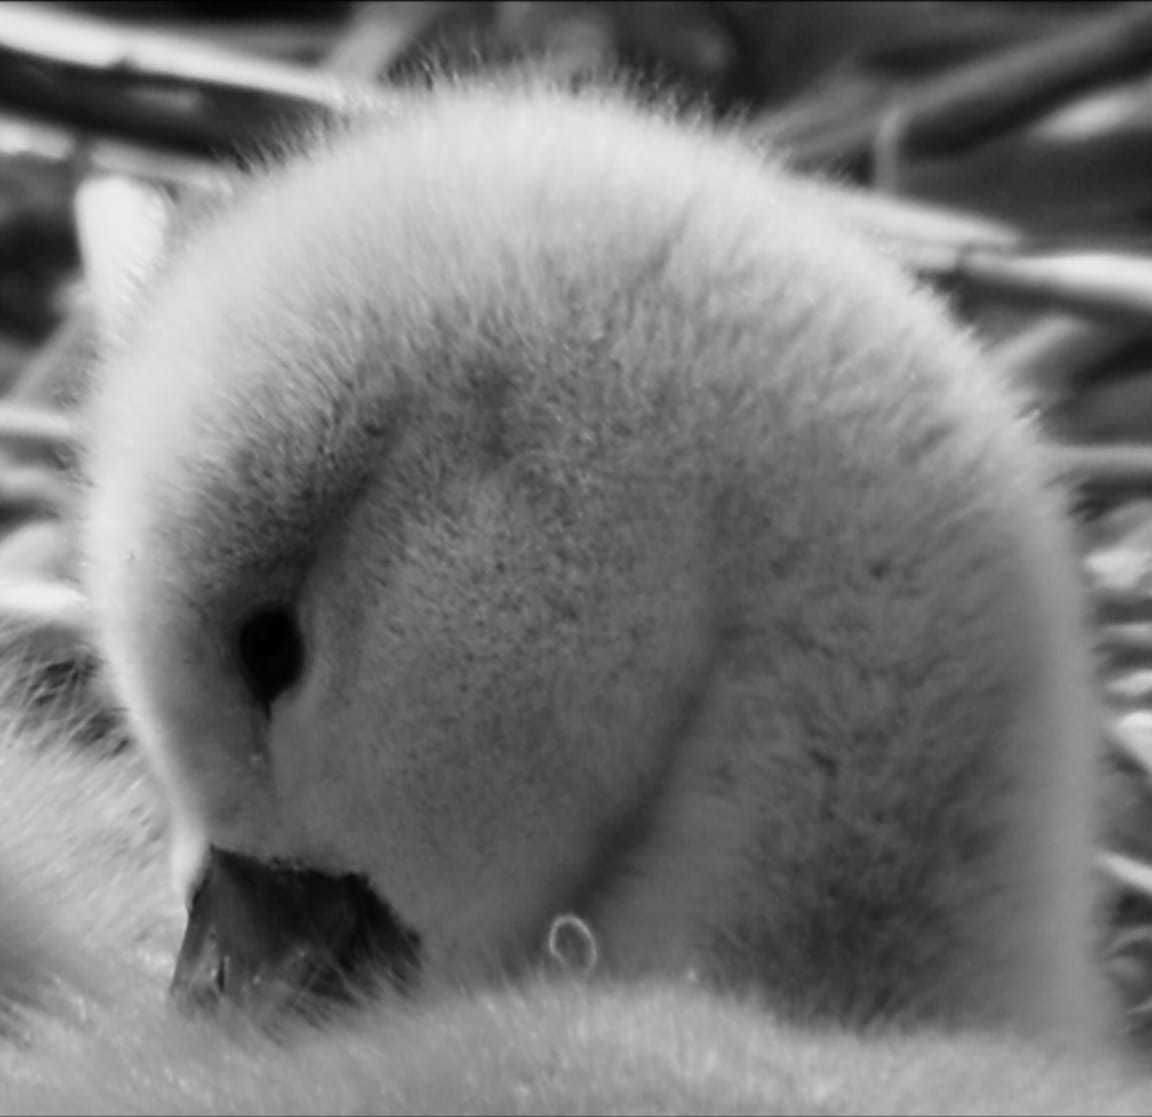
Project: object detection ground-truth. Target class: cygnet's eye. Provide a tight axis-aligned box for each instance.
[237,605,304,708]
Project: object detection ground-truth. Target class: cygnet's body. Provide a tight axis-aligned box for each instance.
[78,83,1100,1043]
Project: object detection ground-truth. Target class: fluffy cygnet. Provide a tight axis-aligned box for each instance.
[80,82,1102,1046]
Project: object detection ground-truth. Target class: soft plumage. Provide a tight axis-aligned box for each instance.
[0,80,1129,1111]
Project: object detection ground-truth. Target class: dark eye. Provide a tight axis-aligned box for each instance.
[237,605,304,708]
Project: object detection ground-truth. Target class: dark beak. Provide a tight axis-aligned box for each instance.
[170,847,420,1018]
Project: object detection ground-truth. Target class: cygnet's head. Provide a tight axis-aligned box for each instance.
[83,79,996,1019]
[82,87,762,1009]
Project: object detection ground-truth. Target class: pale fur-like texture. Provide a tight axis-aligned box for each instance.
[84,82,1102,1035]
[0,81,1128,1110]
[0,702,1148,1115]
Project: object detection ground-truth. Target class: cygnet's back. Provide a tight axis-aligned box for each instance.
[83,84,1102,1044]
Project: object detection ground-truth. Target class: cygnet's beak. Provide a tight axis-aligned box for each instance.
[170,847,420,1017]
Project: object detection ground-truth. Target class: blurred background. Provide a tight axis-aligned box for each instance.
[2,0,1152,1045]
